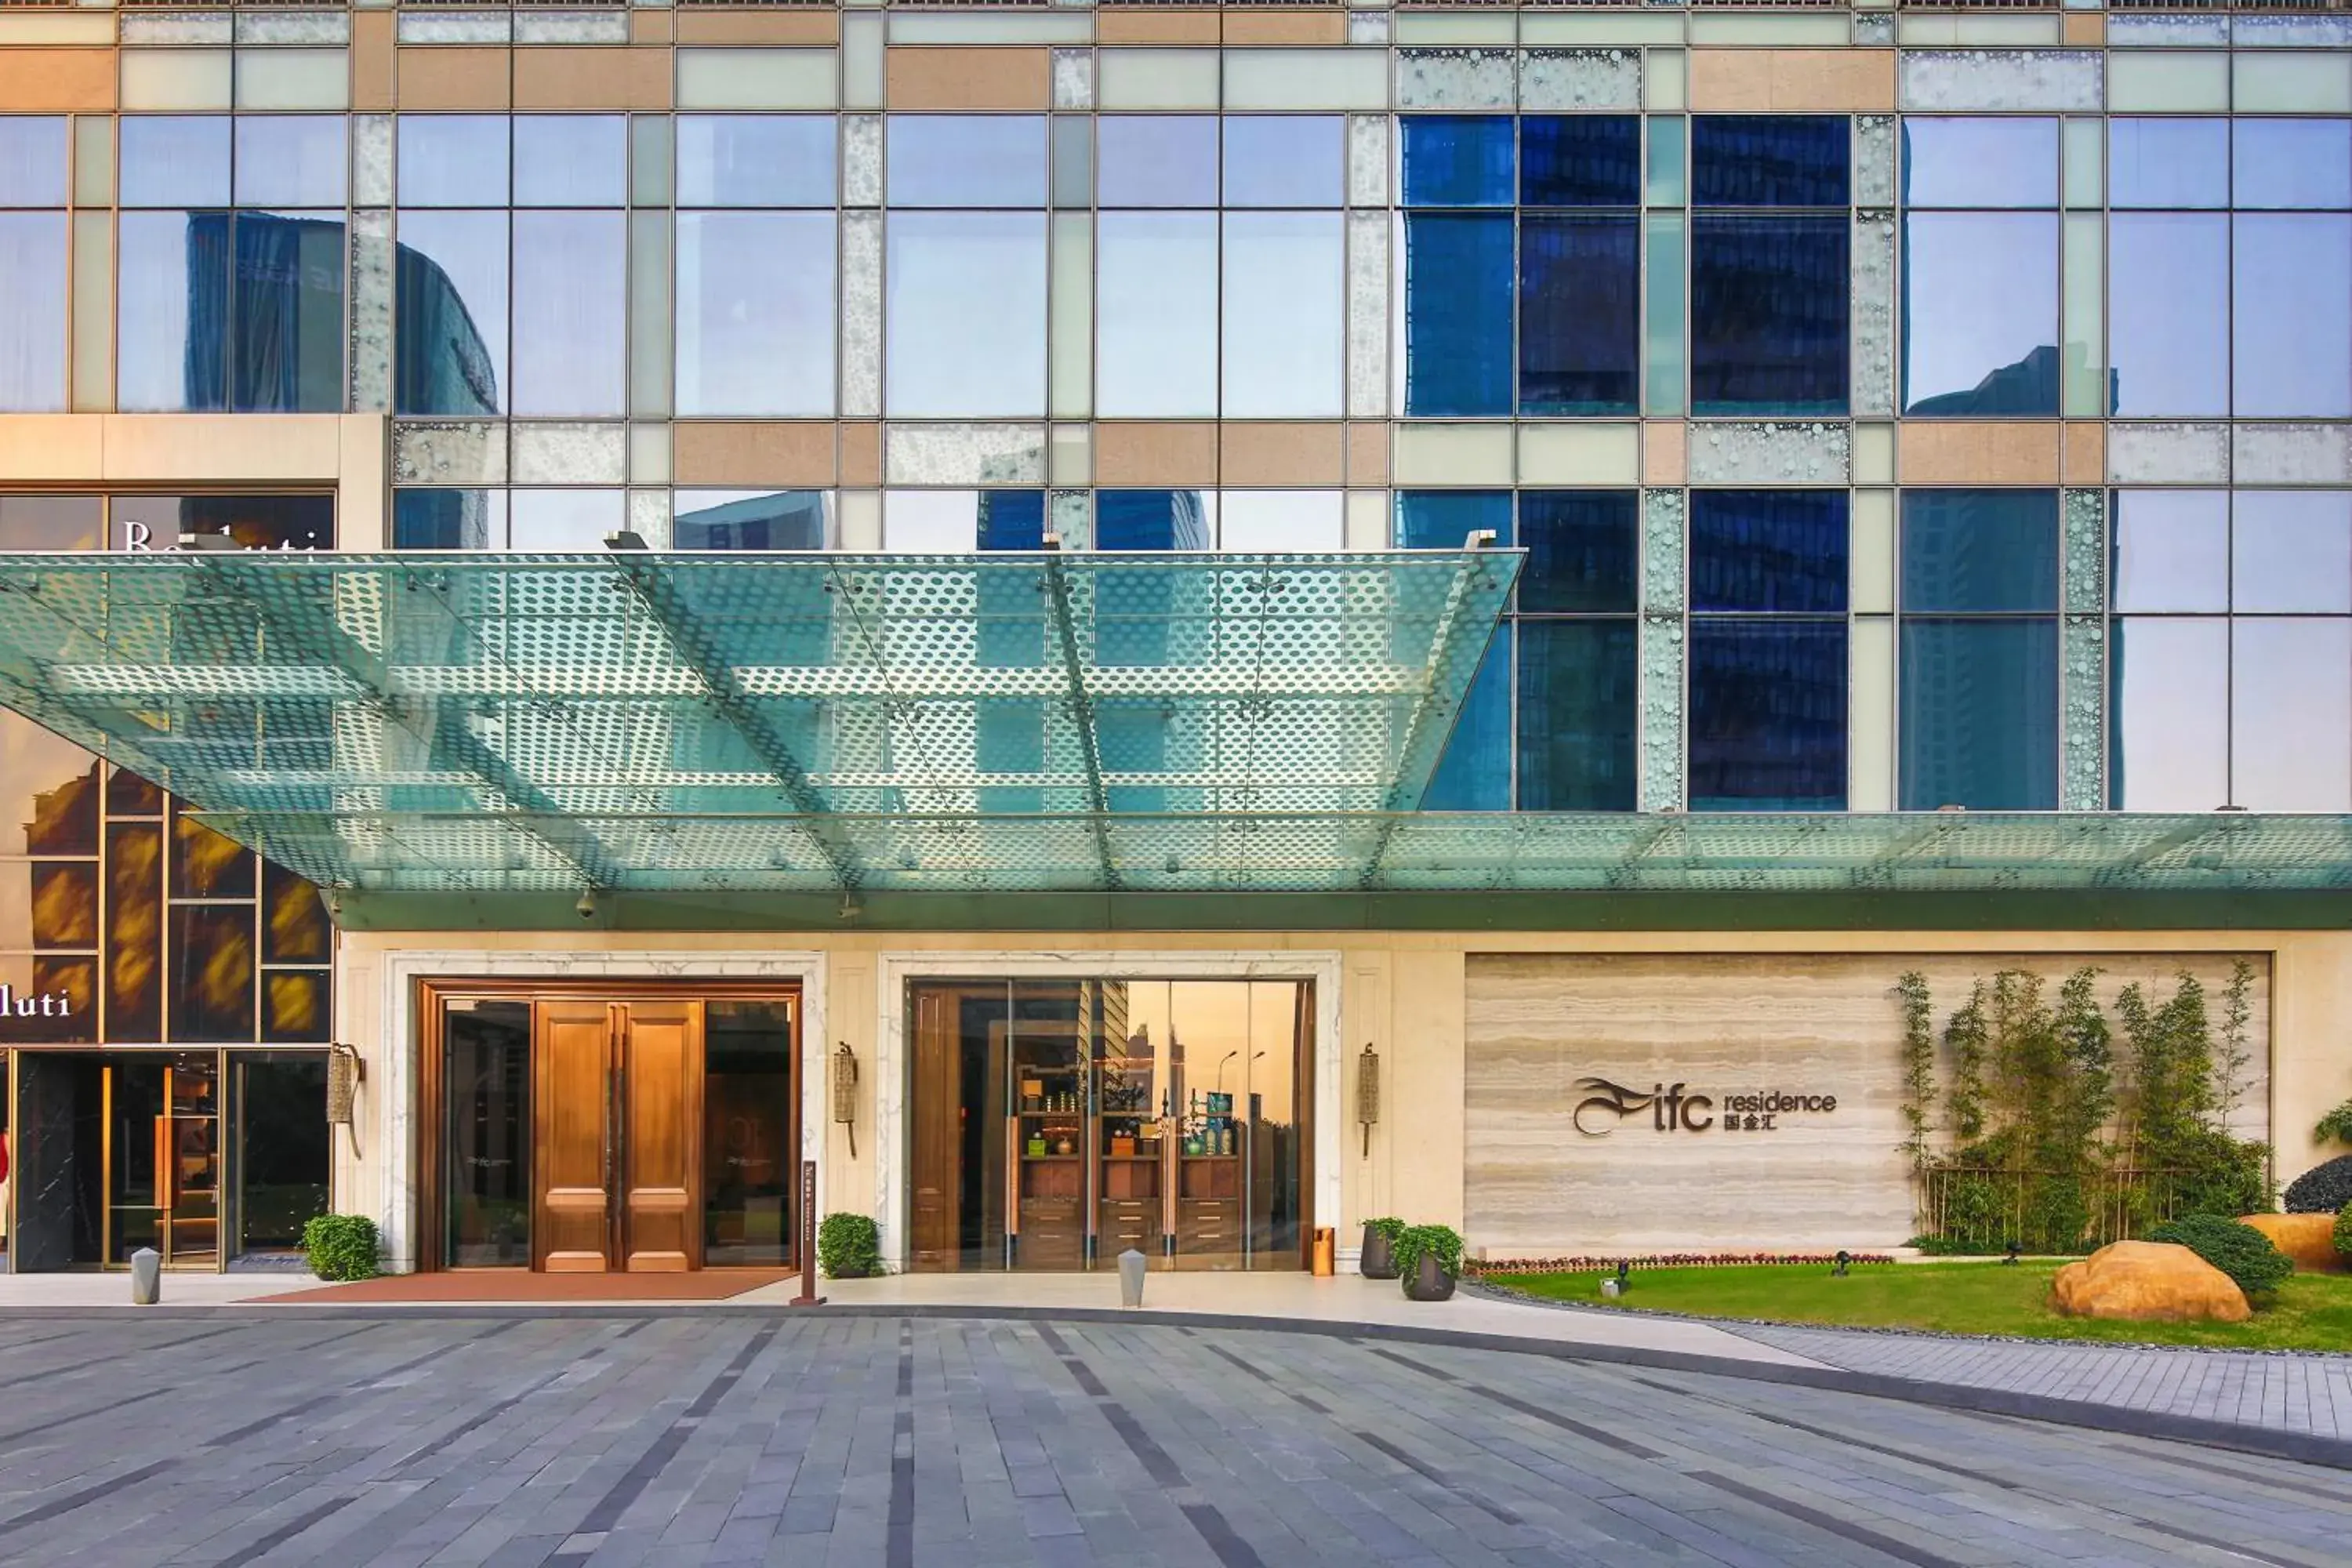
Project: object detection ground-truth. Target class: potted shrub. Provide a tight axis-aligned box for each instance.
[1359,1216,1405,1280]
[301,1214,381,1282]
[1392,1224,1465,1302]
[817,1212,883,1279]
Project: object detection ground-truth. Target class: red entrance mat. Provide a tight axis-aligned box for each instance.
[256,1269,793,1304]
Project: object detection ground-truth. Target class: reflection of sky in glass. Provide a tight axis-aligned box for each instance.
[1901,212,2056,413]
[397,115,509,206]
[677,211,836,416]
[509,488,622,550]
[2234,619,2352,810]
[511,210,624,416]
[677,116,835,207]
[885,491,982,552]
[1900,118,2056,209]
[1218,492,1341,551]
[117,212,201,410]
[2112,619,2227,811]
[234,117,346,208]
[2113,491,2227,613]
[2109,212,2227,417]
[2234,492,2352,613]
[1223,117,1343,208]
[2110,118,2228,209]
[1097,212,1215,416]
[886,212,1046,416]
[1098,117,1218,207]
[2233,120,2352,210]
[1222,212,1343,417]
[0,213,66,411]
[397,209,509,413]
[887,116,1047,207]
[122,116,228,206]
[514,115,626,207]
[0,116,67,206]
[2234,214,2352,418]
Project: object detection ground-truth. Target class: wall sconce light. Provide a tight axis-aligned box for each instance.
[326,1044,365,1153]
[1356,1044,1380,1158]
[832,1043,860,1157]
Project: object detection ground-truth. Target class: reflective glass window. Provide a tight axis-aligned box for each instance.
[1688,621,1848,811]
[2108,212,2228,419]
[884,491,981,553]
[395,210,509,416]
[514,116,626,207]
[1519,490,1636,614]
[509,489,623,550]
[397,116,510,207]
[2234,619,2352,811]
[1691,490,1848,612]
[1518,620,1637,811]
[392,488,506,550]
[674,490,831,550]
[1899,619,2059,810]
[1519,116,1641,208]
[1689,213,1848,416]
[0,117,66,207]
[975,490,1045,552]
[1396,492,1512,810]
[2112,490,2228,613]
[511,211,624,416]
[1222,211,1343,418]
[1901,489,2058,612]
[1401,212,1512,415]
[1219,491,1342,552]
[1399,115,1513,208]
[1096,211,1216,417]
[2233,492,2352,614]
[676,116,836,207]
[2232,119,2352,211]
[2234,214,2352,419]
[1098,490,1213,550]
[2109,618,2229,811]
[886,212,1047,417]
[2110,118,2228,209]
[1691,116,1849,207]
[1902,212,2060,416]
[1518,213,1639,416]
[676,210,837,417]
[887,116,1047,208]
[1097,116,1218,208]
[234,117,346,209]
[1223,116,1343,208]
[121,117,229,208]
[0,212,67,411]
[1900,118,2057,209]
[1052,116,1091,209]
[118,212,227,411]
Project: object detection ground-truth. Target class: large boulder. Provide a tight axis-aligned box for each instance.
[2049,1240,2250,1323]
[2239,1213,2345,1274]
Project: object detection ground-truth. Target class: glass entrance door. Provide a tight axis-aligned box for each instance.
[103,1052,220,1269]
[909,978,1312,1272]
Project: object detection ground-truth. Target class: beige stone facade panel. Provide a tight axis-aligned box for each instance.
[1218,423,1345,487]
[1642,421,1688,487]
[631,11,673,46]
[2060,423,2106,488]
[0,416,104,483]
[675,13,840,46]
[2063,15,2106,45]
[1898,421,2060,485]
[352,13,395,113]
[1095,423,1219,486]
[1095,12,1222,46]
[1346,423,1389,488]
[673,422,837,488]
[1690,49,1896,113]
[840,422,884,488]
[1224,11,1348,46]
[513,47,672,111]
[397,47,511,111]
[887,46,1051,111]
[0,49,115,112]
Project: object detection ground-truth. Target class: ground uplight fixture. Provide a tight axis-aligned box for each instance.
[1833,1250,1851,1277]
[2004,1240,2024,1265]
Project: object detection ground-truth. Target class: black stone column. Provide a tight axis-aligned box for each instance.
[10,1054,95,1271]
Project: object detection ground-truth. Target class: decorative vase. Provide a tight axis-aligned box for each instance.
[1401,1252,1455,1302]
[1359,1224,1398,1280]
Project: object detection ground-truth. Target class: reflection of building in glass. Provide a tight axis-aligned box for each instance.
[182,212,345,414]
[1904,344,2118,418]
[394,231,500,417]
[675,492,829,551]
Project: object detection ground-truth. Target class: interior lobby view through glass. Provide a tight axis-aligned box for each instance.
[907,980,1311,1272]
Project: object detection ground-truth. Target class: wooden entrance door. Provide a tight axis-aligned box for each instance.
[532,1000,703,1272]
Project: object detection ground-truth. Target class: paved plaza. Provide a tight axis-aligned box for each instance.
[0,1314,2347,1567]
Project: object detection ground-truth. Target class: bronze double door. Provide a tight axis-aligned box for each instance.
[533,1000,700,1273]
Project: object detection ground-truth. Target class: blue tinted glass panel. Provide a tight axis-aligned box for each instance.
[223,212,343,412]
[1519,491,1638,614]
[1900,117,2057,209]
[397,117,510,207]
[2233,119,2352,211]
[1098,490,1211,550]
[673,490,829,550]
[234,117,346,208]
[392,488,503,550]
[1901,619,2058,810]
[0,212,67,410]
[1902,212,2060,416]
[394,209,508,416]
[2233,491,2352,615]
[1688,620,1848,811]
[887,116,1048,208]
[1901,489,2058,612]
[514,116,627,206]
[2109,212,2228,419]
[118,211,228,411]
[2234,214,2352,419]
[1690,490,1848,612]
[676,117,836,207]
[1224,116,1343,207]
[1691,116,1849,207]
[0,117,66,207]
[2111,489,2228,614]
[1422,623,1513,811]
[1519,116,1641,207]
[1403,212,1513,416]
[1097,117,1218,207]
[975,490,1046,550]
[122,117,230,208]
[1518,620,1637,811]
[1517,213,1639,416]
[1395,490,1513,549]
[2110,118,2228,209]
[1690,213,1848,416]
[1399,115,1513,207]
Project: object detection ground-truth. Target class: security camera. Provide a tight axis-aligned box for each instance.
[575,891,597,920]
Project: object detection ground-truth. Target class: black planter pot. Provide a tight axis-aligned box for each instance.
[1359,1225,1398,1280]
[1401,1253,1457,1301]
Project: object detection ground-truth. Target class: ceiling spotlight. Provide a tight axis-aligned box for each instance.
[576,890,598,920]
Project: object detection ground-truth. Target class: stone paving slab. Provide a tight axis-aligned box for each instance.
[0,1316,2347,1566]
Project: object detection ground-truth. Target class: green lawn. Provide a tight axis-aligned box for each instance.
[1484,1261,2352,1352]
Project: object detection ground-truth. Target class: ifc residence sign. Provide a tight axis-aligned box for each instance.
[1570,1077,1841,1135]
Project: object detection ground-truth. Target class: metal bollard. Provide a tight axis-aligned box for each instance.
[130,1247,162,1306]
[1118,1248,1147,1308]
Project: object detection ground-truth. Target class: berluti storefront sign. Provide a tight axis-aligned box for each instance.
[1465,952,2270,1256]
[0,983,78,1026]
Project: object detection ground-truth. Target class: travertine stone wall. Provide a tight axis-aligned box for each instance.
[1465,952,2270,1258]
